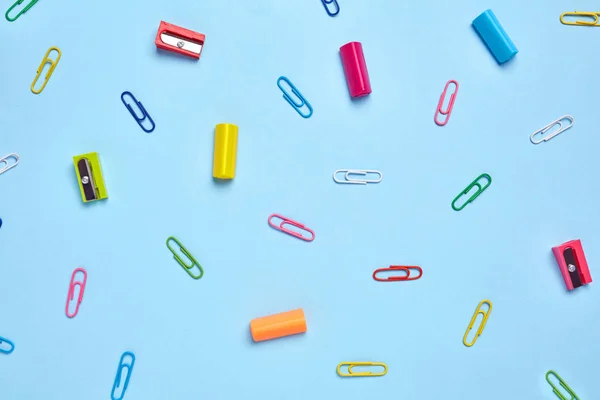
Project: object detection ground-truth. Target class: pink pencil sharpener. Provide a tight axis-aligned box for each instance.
[552,239,592,291]
[339,41,372,98]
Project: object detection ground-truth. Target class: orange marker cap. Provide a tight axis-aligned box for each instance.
[250,308,307,342]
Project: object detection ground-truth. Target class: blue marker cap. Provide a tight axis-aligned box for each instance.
[472,9,518,64]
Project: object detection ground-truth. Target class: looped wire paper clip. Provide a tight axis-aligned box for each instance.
[121,91,156,133]
[65,268,87,318]
[373,266,422,282]
[111,351,135,400]
[451,173,492,211]
[530,115,574,144]
[333,169,382,184]
[0,336,15,354]
[560,11,600,26]
[5,0,38,22]
[268,214,315,242]
[337,362,388,377]
[166,237,204,279]
[0,153,20,176]
[463,300,492,347]
[31,47,61,94]
[434,80,459,126]
[546,370,580,400]
[321,0,340,16]
[277,76,313,118]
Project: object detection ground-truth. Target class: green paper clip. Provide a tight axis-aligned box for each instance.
[166,237,204,280]
[546,371,579,400]
[451,173,492,211]
[5,0,38,22]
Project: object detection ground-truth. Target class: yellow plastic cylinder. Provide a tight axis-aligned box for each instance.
[212,123,238,179]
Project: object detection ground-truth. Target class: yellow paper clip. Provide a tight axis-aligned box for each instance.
[463,300,492,347]
[337,362,388,377]
[31,46,61,94]
[560,11,600,26]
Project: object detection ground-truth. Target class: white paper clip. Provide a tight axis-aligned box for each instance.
[530,115,574,144]
[0,153,20,176]
[333,169,383,184]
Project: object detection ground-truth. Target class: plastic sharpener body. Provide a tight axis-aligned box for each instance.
[472,9,518,64]
[212,123,238,180]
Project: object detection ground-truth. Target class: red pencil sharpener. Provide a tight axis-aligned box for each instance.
[339,41,372,98]
[552,239,592,291]
[155,21,205,60]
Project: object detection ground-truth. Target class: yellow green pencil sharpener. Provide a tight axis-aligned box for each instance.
[73,152,108,203]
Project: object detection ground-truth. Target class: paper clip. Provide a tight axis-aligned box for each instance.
[268,214,315,242]
[434,80,459,126]
[560,11,600,26]
[0,336,15,354]
[166,237,204,279]
[337,362,388,377]
[373,266,422,282]
[65,268,87,318]
[121,91,155,133]
[333,169,382,185]
[111,351,135,400]
[530,115,574,145]
[0,153,19,177]
[451,173,491,211]
[463,300,492,347]
[5,0,38,22]
[321,0,340,16]
[277,76,313,118]
[546,371,580,400]
[31,47,61,94]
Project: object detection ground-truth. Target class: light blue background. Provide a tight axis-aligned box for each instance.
[1,0,599,399]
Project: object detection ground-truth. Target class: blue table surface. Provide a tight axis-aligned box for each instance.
[1,0,599,399]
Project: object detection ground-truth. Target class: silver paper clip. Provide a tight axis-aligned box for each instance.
[530,115,574,144]
[333,169,383,184]
[0,153,19,176]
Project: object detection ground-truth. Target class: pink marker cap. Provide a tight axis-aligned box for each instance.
[339,41,372,98]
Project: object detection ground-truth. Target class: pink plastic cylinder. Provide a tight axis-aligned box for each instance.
[340,42,372,98]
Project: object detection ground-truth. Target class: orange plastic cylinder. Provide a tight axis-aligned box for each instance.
[250,308,307,342]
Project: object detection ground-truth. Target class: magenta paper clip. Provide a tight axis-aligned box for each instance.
[268,214,315,242]
[339,41,372,98]
[435,80,459,126]
[65,268,87,318]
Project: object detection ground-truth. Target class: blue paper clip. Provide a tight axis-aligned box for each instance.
[277,76,313,118]
[0,336,15,354]
[111,351,135,400]
[121,91,155,133]
[0,217,2,229]
[321,0,340,16]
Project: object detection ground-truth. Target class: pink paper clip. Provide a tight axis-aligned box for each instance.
[268,214,315,242]
[434,80,459,126]
[65,268,87,318]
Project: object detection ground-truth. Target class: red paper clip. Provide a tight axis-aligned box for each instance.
[268,214,315,242]
[65,268,87,318]
[372,266,422,282]
[434,80,459,126]
[155,21,205,59]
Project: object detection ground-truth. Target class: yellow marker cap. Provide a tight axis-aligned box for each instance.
[212,123,238,180]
